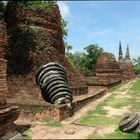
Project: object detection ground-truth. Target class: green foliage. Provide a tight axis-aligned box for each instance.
[32,106,44,115]
[0,2,6,21]
[23,130,32,140]
[61,18,68,39]
[88,128,138,139]
[78,79,140,139]
[80,44,103,76]
[64,43,103,76]
[66,55,76,69]
[7,24,37,73]
[42,118,63,127]
[65,42,73,55]
[16,1,68,39]
[72,51,83,67]
[17,1,56,11]
[133,65,140,75]
[132,56,140,75]
[133,56,140,66]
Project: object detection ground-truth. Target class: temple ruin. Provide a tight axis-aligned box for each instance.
[86,42,135,88]
[96,52,122,79]
[118,42,135,79]
[5,1,87,100]
[3,2,106,121]
[0,2,137,137]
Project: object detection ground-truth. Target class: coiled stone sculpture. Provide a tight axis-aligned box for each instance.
[36,62,73,108]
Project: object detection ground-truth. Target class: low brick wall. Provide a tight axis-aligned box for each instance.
[70,86,88,96]
[86,76,122,88]
[8,89,106,121]
[0,59,20,136]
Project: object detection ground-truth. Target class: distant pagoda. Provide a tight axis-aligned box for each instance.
[118,42,135,79]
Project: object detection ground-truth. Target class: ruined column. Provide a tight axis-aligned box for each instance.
[0,21,20,137]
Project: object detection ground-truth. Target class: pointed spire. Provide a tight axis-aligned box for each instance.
[125,45,130,59]
[119,41,123,58]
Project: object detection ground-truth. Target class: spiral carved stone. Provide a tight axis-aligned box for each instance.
[36,62,73,106]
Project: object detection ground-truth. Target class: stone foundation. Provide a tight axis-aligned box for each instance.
[86,77,122,88]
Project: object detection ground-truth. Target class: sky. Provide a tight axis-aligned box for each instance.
[57,1,140,60]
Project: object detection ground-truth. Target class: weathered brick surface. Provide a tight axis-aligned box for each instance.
[86,52,122,87]
[70,86,88,96]
[0,21,20,137]
[0,21,7,48]
[5,2,87,101]
[8,88,106,121]
[122,59,135,79]
[118,45,135,80]
[96,52,122,79]
[91,52,122,86]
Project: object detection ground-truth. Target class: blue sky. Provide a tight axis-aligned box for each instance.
[57,1,140,60]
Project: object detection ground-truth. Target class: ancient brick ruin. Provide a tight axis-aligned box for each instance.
[96,52,122,79]
[0,2,135,123]
[86,42,135,87]
[118,42,135,79]
[3,2,106,121]
[5,2,87,102]
[86,52,122,87]
[0,21,20,136]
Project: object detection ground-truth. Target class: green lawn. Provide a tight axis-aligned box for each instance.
[78,78,140,139]
[42,118,63,127]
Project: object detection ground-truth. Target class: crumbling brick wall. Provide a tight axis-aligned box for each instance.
[0,21,7,107]
[123,59,135,79]
[0,21,20,137]
[5,2,87,100]
[96,52,122,79]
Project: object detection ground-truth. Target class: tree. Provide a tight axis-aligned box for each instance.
[132,56,140,75]
[72,51,83,67]
[65,42,73,55]
[132,56,140,66]
[61,18,68,39]
[80,44,103,76]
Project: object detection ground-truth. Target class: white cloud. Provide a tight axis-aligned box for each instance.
[57,1,70,18]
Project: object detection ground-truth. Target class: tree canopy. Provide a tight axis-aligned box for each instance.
[132,56,140,75]
[65,43,103,76]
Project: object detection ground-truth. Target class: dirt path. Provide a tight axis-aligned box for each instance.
[16,80,135,139]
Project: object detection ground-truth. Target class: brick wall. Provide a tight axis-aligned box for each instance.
[123,59,135,79]
[96,52,122,79]
[0,21,20,137]
[0,21,8,109]
[9,89,106,121]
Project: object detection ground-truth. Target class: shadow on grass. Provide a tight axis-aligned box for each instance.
[14,124,31,140]
[15,124,31,134]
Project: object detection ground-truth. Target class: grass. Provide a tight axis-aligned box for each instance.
[22,130,32,140]
[80,115,122,126]
[42,118,63,127]
[78,78,140,139]
[109,84,123,93]
[88,128,138,139]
